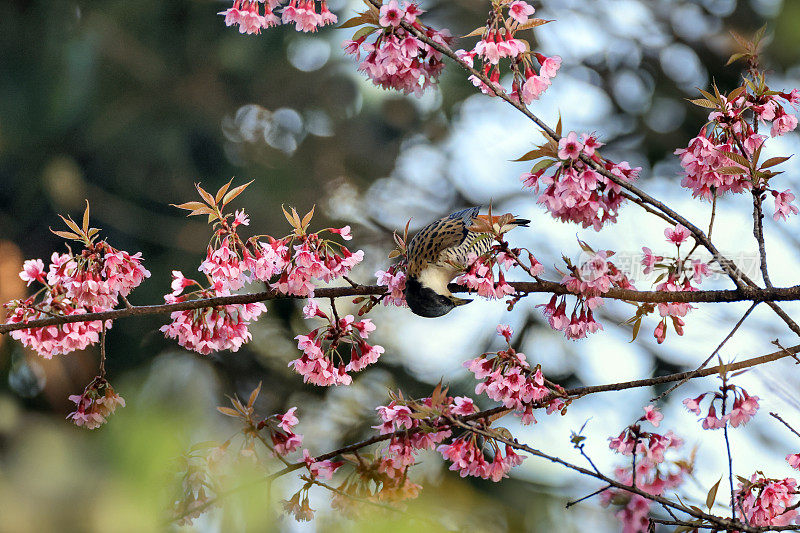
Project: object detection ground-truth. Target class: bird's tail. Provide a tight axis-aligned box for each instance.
[512,218,531,227]
[476,214,530,227]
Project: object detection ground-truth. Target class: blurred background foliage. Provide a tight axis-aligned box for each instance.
[1,0,800,531]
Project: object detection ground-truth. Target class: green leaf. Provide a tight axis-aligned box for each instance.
[728,85,746,101]
[82,200,90,233]
[530,158,556,174]
[726,52,747,66]
[217,406,240,418]
[222,180,254,206]
[352,26,379,41]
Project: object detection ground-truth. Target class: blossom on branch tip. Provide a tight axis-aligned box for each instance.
[508,1,535,24]
[378,0,403,27]
[664,224,691,246]
[736,473,798,526]
[772,189,799,221]
[20,259,45,286]
[67,376,126,429]
[642,405,663,427]
[343,2,450,96]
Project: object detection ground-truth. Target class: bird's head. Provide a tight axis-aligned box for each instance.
[404,277,472,318]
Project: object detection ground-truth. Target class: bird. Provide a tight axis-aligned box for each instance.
[404,206,530,318]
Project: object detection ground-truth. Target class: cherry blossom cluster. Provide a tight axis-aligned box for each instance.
[520,131,641,230]
[375,265,407,307]
[5,205,148,358]
[177,384,341,524]
[683,384,760,430]
[341,1,451,95]
[456,216,544,301]
[454,1,561,103]
[162,182,363,355]
[371,385,527,483]
[549,245,635,340]
[677,71,799,221]
[289,299,384,386]
[171,445,222,525]
[603,406,689,532]
[219,0,336,34]
[438,434,525,482]
[735,472,799,527]
[161,277,267,355]
[366,392,462,500]
[283,388,474,520]
[67,376,126,429]
[465,325,564,424]
[633,223,715,344]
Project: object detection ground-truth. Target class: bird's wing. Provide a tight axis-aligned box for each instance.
[407,207,480,277]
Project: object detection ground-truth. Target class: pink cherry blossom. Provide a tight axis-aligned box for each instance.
[302,449,343,480]
[642,405,663,427]
[278,407,299,433]
[376,267,407,306]
[641,247,661,275]
[736,473,798,526]
[701,405,726,430]
[19,259,45,286]
[675,132,751,201]
[558,131,584,160]
[580,133,603,156]
[67,376,125,429]
[378,0,403,27]
[451,396,477,416]
[682,394,705,415]
[771,111,798,137]
[160,292,266,355]
[508,1,535,24]
[664,224,691,246]
[496,324,513,342]
[772,189,799,221]
[787,454,800,470]
[536,54,562,79]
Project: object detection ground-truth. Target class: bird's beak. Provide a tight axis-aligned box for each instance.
[450,296,473,307]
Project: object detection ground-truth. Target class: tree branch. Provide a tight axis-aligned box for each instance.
[6,282,800,335]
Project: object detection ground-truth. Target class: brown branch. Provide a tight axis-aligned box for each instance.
[173,341,800,524]
[753,189,774,288]
[6,282,800,335]
[456,421,796,533]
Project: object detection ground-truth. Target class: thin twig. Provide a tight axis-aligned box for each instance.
[721,375,736,521]
[770,412,800,440]
[99,323,107,377]
[753,188,773,288]
[565,484,611,509]
[651,302,758,402]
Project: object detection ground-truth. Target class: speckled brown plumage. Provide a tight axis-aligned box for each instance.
[407,207,491,277]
